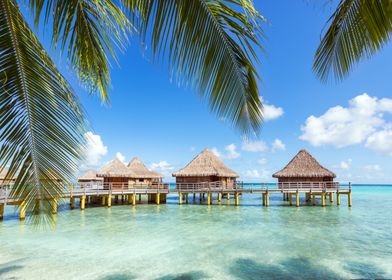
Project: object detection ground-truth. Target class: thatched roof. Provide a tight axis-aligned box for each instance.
[173,148,239,178]
[272,149,336,178]
[78,169,103,181]
[127,157,162,179]
[97,158,134,177]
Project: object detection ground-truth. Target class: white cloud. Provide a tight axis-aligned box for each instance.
[258,158,267,165]
[225,144,240,159]
[339,159,352,170]
[300,93,392,149]
[83,131,108,167]
[364,164,381,171]
[211,147,221,158]
[151,161,175,178]
[365,129,392,156]
[272,138,286,152]
[115,152,126,163]
[241,140,268,153]
[261,97,284,121]
[244,169,270,180]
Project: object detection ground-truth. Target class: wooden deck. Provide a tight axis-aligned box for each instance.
[0,181,352,221]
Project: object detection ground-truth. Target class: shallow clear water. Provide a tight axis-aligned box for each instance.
[1,185,391,280]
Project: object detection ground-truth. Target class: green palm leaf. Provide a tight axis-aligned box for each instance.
[0,0,86,224]
[29,0,130,102]
[123,0,265,135]
[314,0,392,82]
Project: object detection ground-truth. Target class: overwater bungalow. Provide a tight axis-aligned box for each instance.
[173,148,240,190]
[272,149,337,189]
[78,169,103,188]
[127,157,163,186]
[96,158,132,190]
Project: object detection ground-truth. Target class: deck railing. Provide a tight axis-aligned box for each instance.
[277,181,340,190]
[175,181,243,192]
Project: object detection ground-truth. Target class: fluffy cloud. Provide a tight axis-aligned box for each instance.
[211,147,222,158]
[364,164,381,171]
[272,138,286,152]
[241,140,268,153]
[365,129,392,155]
[261,97,284,121]
[339,159,352,170]
[300,94,392,151]
[83,132,108,166]
[151,161,175,178]
[244,169,270,180]
[115,152,126,163]
[224,144,240,159]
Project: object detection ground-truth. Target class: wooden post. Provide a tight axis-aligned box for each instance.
[329,192,333,203]
[80,195,86,210]
[265,191,269,207]
[70,197,75,209]
[199,193,203,202]
[52,198,58,214]
[217,192,221,202]
[20,201,26,220]
[193,193,196,201]
[139,194,142,202]
[312,194,316,206]
[115,195,119,204]
[207,192,211,205]
[185,193,189,204]
[227,193,230,201]
[305,193,310,202]
[336,191,341,206]
[234,192,239,206]
[348,185,352,207]
[107,194,112,207]
[156,193,160,205]
[128,194,132,204]
[101,196,106,206]
[0,203,4,220]
[262,193,265,206]
[296,190,299,207]
[321,192,326,207]
[289,193,293,206]
[179,193,182,205]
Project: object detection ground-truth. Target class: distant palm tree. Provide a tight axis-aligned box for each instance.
[0,0,264,222]
[314,0,391,81]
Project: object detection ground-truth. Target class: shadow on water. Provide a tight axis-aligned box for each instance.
[344,261,386,279]
[156,271,208,280]
[229,258,344,280]
[99,273,136,280]
[0,258,27,277]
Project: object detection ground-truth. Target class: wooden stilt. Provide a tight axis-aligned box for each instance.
[296,190,299,207]
[234,192,239,206]
[139,194,142,202]
[312,194,316,206]
[132,193,136,206]
[289,193,293,206]
[193,193,196,201]
[80,195,86,210]
[262,193,265,206]
[115,195,118,204]
[336,191,341,206]
[156,193,160,205]
[20,201,26,220]
[348,191,352,207]
[107,194,112,207]
[207,192,211,205]
[265,191,269,207]
[217,192,221,202]
[321,192,326,207]
[185,193,189,204]
[70,197,75,209]
[329,192,333,203]
[179,193,182,205]
[0,203,4,220]
[101,196,106,206]
[127,194,132,204]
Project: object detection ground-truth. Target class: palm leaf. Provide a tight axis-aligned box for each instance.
[123,0,265,136]
[0,0,86,224]
[28,0,130,102]
[314,0,392,82]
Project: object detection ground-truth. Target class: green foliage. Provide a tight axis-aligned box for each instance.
[314,0,392,82]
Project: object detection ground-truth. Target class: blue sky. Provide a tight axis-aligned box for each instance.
[26,1,392,183]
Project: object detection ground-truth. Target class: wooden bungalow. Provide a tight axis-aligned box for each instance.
[127,157,163,186]
[272,149,336,188]
[173,148,239,189]
[96,158,133,190]
[78,169,103,188]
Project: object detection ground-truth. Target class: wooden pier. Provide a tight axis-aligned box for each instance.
[0,182,352,221]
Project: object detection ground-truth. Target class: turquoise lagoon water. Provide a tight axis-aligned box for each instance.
[0,185,392,279]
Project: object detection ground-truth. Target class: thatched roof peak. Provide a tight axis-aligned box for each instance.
[127,157,162,179]
[272,149,336,178]
[173,148,239,178]
[97,158,133,177]
[78,169,103,181]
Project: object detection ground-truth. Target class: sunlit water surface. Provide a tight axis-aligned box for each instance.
[0,185,391,279]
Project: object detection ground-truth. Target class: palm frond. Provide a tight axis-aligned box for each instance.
[28,0,130,102]
[123,0,265,136]
[0,0,86,224]
[314,0,392,82]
